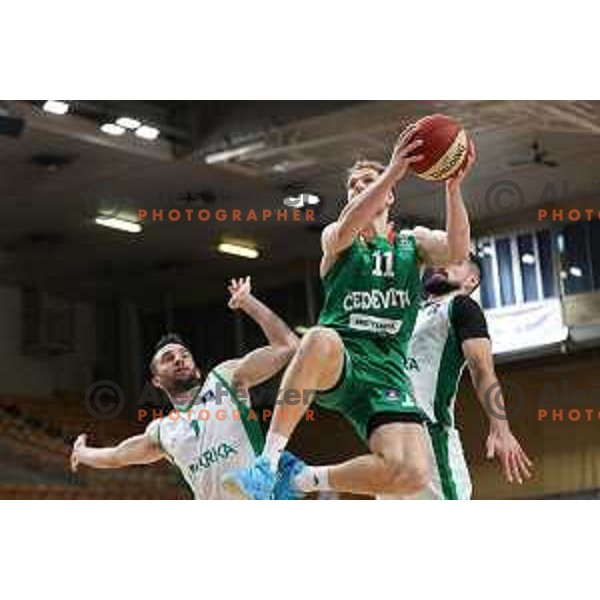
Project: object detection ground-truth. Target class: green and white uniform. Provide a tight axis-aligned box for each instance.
[316,231,426,442]
[146,367,263,500]
[397,293,486,500]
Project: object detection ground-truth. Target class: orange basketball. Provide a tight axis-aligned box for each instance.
[409,114,469,181]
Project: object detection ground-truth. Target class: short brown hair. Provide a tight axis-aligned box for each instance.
[347,159,386,184]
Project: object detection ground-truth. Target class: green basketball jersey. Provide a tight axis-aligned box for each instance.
[318,231,422,378]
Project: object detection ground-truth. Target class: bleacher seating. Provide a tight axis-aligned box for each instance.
[0,394,188,500]
[0,483,184,500]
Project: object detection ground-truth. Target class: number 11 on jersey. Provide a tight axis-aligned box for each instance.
[372,250,394,278]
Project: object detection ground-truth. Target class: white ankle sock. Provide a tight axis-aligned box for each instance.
[262,433,289,471]
[293,466,331,493]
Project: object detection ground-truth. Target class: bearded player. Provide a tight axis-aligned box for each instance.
[223,124,475,499]
[385,254,533,499]
[70,277,302,500]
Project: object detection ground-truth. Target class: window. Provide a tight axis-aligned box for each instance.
[477,241,496,309]
[562,224,593,295]
[517,234,539,303]
[537,230,556,299]
[477,229,558,309]
[588,220,600,291]
[496,238,516,306]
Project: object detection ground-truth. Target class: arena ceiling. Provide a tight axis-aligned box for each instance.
[1,100,600,306]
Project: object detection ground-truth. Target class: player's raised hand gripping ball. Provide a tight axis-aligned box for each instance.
[387,124,425,182]
[408,114,471,181]
[228,276,252,310]
[446,138,477,192]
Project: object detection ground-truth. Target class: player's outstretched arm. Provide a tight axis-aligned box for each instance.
[462,337,533,484]
[323,125,424,258]
[70,432,164,472]
[222,277,299,390]
[444,139,475,263]
[413,139,476,267]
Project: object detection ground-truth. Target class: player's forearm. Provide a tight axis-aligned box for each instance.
[445,183,471,263]
[338,166,398,233]
[237,294,298,349]
[472,369,511,433]
[77,446,124,469]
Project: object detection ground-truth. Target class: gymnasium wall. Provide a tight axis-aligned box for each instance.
[458,351,600,498]
[0,285,96,398]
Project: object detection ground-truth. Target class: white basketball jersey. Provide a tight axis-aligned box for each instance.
[399,294,474,499]
[146,367,263,499]
[408,294,467,427]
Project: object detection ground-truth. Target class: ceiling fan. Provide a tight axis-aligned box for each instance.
[508,141,559,168]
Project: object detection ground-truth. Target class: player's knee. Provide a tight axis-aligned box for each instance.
[404,460,431,494]
[301,326,340,359]
[384,454,430,495]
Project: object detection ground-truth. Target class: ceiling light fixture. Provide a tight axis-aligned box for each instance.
[100,123,126,136]
[135,125,160,140]
[521,253,536,265]
[217,242,259,259]
[95,217,142,233]
[116,117,141,130]
[43,101,69,115]
[569,266,583,278]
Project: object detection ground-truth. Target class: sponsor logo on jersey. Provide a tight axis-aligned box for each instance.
[385,389,400,400]
[342,288,411,312]
[188,442,238,478]
[425,301,443,316]
[396,232,414,249]
[349,313,402,335]
[384,389,417,407]
[402,356,420,372]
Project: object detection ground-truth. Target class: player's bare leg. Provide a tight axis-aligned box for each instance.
[222,325,343,498]
[319,423,431,495]
[223,325,431,498]
[268,326,345,439]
